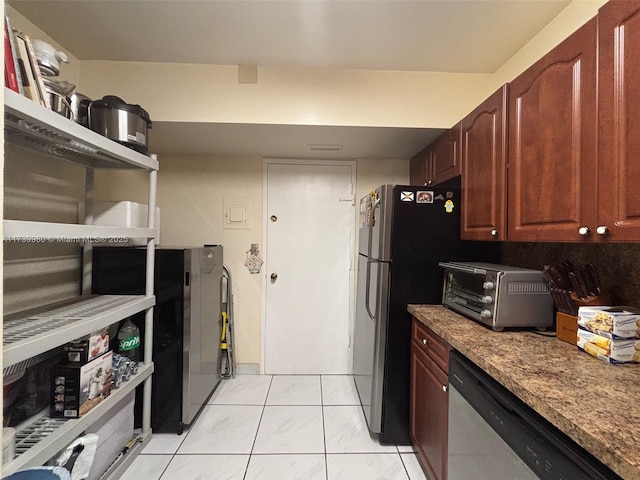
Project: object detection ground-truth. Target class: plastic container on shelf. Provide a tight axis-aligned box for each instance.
[116,318,141,365]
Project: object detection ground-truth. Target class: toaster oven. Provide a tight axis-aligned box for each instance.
[439,262,553,331]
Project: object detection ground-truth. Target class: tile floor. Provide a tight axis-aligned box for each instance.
[119,375,428,480]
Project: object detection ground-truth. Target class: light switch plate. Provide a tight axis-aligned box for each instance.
[224,196,251,229]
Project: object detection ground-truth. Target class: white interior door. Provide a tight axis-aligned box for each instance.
[264,160,355,374]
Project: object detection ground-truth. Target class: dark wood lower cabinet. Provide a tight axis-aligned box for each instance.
[410,319,449,480]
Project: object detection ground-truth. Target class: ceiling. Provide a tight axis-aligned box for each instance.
[8,0,572,159]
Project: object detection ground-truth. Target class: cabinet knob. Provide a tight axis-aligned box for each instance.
[427,180,433,186]
[490,229,498,237]
[422,338,428,345]
[442,385,448,392]
[578,226,590,236]
[596,225,609,236]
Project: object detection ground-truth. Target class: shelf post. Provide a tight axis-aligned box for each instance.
[82,169,95,295]
[142,161,157,433]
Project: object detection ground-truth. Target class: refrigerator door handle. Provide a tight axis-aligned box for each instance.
[364,259,376,321]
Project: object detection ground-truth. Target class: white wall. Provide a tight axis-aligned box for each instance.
[79,62,492,129]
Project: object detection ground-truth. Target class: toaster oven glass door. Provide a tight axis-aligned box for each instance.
[444,271,485,314]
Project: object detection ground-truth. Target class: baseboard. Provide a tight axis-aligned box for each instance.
[234,363,260,375]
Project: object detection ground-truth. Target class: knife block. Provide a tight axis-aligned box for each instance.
[556,312,578,345]
[557,292,611,345]
[569,292,612,307]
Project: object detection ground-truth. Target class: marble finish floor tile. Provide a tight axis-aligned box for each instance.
[324,405,398,453]
[266,375,321,405]
[244,454,326,480]
[397,444,416,453]
[141,433,187,454]
[401,453,428,480]
[122,375,419,479]
[326,453,410,480]
[209,374,273,405]
[252,405,324,454]
[119,454,172,480]
[160,454,249,480]
[177,405,263,454]
[321,375,360,405]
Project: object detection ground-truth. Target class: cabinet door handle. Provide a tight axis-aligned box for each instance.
[490,229,498,237]
[442,385,448,392]
[578,226,590,236]
[596,225,609,236]
[422,338,428,345]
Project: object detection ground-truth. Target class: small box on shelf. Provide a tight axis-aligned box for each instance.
[63,328,109,364]
[50,351,113,418]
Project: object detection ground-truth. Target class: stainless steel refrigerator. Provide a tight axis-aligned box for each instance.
[352,184,497,444]
[92,246,223,434]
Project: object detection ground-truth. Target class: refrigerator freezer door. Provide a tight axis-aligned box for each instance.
[353,253,390,434]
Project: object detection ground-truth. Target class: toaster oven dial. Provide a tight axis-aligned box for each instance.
[481,310,493,319]
[482,281,495,291]
[481,295,493,305]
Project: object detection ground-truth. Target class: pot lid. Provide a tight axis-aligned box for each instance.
[90,95,152,126]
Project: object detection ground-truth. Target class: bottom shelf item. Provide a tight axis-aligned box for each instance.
[85,390,134,480]
[3,363,153,476]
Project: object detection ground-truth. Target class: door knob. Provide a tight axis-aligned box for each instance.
[270,273,278,281]
[490,229,498,237]
[578,226,590,236]
[596,225,609,236]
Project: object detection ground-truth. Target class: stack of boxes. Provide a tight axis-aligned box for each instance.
[50,329,112,418]
[577,306,640,364]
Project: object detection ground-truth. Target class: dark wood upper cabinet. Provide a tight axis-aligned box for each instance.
[460,85,508,241]
[507,17,598,242]
[409,147,430,186]
[429,124,461,186]
[597,0,640,241]
[410,127,461,187]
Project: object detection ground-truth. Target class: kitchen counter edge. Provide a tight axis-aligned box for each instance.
[408,304,640,480]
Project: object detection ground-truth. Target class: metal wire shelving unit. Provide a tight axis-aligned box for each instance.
[3,87,158,477]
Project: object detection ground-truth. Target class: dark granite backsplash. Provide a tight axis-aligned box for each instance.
[497,242,640,306]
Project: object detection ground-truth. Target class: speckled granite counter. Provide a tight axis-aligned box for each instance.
[408,304,640,480]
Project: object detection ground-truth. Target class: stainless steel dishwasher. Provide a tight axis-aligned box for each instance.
[447,351,622,480]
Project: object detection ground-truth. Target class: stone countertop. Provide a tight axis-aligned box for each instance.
[408,304,640,480]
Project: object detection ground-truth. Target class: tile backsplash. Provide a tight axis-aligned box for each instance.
[498,243,640,307]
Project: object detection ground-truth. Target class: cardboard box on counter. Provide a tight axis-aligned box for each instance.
[577,329,640,364]
[556,312,578,345]
[50,351,113,418]
[63,328,110,364]
[578,306,640,339]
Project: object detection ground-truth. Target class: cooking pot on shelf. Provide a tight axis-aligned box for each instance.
[69,92,92,127]
[88,95,152,154]
[42,78,75,120]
